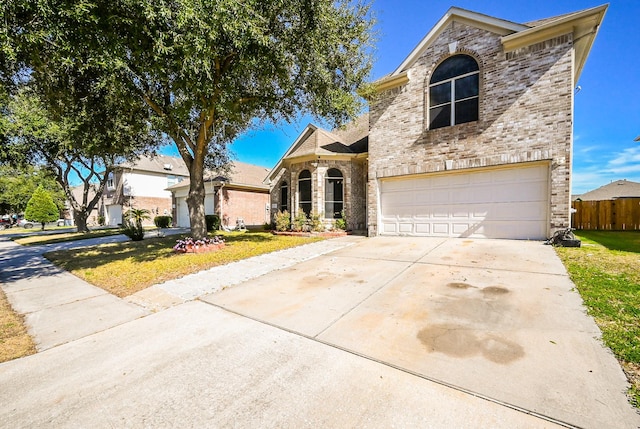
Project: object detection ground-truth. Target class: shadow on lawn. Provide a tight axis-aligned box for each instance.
[576,231,640,254]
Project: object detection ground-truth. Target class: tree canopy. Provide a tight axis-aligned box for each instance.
[2,0,376,238]
[0,165,65,215]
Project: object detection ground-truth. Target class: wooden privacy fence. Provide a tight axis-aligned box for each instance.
[572,198,640,230]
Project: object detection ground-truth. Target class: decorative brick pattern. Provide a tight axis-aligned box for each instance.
[368,22,574,236]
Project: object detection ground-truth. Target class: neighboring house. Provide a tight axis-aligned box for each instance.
[102,155,189,226]
[168,161,270,229]
[574,180,640,201]
[267,5,607,240]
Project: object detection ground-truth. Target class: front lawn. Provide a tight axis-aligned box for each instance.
[555,231,640,408]
[44,231,324,298]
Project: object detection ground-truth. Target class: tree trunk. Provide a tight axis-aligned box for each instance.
[187,171,207,239]
[74,210,90,233]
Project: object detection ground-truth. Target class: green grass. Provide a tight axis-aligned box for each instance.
[44,231,324,298]
[555,231,640,408]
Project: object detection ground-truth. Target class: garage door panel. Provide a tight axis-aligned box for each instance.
[432,223,450,235]
[379,164,549,239]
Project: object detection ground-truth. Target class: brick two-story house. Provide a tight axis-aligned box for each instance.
[268,5,607,240]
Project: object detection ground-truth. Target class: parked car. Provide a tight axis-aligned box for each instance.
[18,219,35,229]
[18,219,65,229]
[0,216,13,229]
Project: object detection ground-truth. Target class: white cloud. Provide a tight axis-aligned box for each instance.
[607,146,640,166]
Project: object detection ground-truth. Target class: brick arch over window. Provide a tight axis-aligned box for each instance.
[427,54,479,129]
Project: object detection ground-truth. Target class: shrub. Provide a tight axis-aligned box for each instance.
[154,215,172,228]
[292,211,308,232]
[205,214,221,232]
[334,210,347,231]
[98,215,105,226]
[121,208,150,241]
[120,220,145,241]
[310,212,324,232]
[274,210,290,232]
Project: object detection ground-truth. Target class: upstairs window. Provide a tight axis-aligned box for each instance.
[298,170,312,217]
[107,172,115,190]
[324,169,344,219]
[428,55,479,129]
[280,181,289,212]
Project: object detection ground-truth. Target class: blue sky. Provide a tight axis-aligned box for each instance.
[163,1,640,195]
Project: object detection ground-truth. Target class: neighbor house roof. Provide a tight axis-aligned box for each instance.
[167,161,270,192]
[575,180,640,201]
[375,5,607,92]
[118,154,190,177]
[265,114,369,183]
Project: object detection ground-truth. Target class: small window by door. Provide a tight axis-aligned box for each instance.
[324,168,343,219]
[298,170,312,216]
[280,181,289,212]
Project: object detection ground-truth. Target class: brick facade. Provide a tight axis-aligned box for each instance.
[368,23,574,236]
[217,187,270,228]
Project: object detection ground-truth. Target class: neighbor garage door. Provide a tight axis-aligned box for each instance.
[379,163,549,239]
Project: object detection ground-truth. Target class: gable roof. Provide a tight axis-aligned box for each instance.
[167,161,270,192]
[118,154,190,177]
[575,180,640,201]
[265,114,369,183]
[377,5,607,90]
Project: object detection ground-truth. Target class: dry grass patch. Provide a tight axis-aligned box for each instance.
[555,231,640,408]
[0,288,36,363]
[44,231,324,298]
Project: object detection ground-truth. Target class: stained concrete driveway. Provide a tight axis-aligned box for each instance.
[1,235,638,428]
[203,237,639,429]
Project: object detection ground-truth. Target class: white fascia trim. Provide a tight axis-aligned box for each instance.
[392,7,528,76]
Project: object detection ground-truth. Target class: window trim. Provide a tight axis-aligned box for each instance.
[428,55,480,130]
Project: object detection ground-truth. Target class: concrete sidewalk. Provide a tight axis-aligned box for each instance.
[0,236,148,350]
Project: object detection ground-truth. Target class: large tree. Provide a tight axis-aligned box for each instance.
[0,164,65,215]
[2,82,159,232]
[2,0,375,239]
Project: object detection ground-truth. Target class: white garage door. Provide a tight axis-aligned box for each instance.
[379,163,549,239]
[175,197,190,227]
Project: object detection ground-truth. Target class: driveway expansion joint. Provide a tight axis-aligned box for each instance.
[201,299,581,429]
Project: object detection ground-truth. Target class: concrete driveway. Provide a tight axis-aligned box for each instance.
[1,236,638,428]
[202,237,638,429]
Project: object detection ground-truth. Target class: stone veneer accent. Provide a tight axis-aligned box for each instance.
[270,159,368,231]
[368,22,574,237]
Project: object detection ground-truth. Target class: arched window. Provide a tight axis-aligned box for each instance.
[428,55,479,129]
[279,181,288,212]
[298,170,312,216]
[107,172,115,190]
[324,168,343,219]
